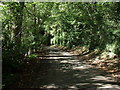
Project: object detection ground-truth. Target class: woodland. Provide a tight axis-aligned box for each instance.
[1,2,120,89]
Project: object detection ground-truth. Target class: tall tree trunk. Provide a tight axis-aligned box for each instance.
[14,2,24,48]
[33,4,38,51]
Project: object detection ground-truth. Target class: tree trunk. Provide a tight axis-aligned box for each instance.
[14,2,24,50]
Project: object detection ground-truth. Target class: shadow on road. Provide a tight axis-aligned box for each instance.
[9,47,120,89]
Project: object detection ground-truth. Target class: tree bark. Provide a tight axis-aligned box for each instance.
[14,2,24,49]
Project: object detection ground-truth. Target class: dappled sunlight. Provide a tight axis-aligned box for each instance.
[45,56,71,60]
[40,84,58,89]
[68,85,78,89]
[91,76,115,82]
[72,65,92,70]
[61,52,76,56]
[60,59,80,64]
[3,2,120,89]
[97,84,120,90]
[9,46,120,89]
[30,47,120,89]
[76,83,90,86]
[48,52,62,54]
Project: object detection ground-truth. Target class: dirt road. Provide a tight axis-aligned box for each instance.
[11,46,120,89]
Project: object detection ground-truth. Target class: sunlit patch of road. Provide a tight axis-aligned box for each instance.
[19,46,120,89]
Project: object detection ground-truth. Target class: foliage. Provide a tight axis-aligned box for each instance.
[1,2,120,87]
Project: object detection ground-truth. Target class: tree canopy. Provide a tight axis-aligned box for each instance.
[1,2,120,88]
[2,2,120,54]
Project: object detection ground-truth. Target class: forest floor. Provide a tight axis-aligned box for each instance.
[68,46,120,82]
[5,46,120,89]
